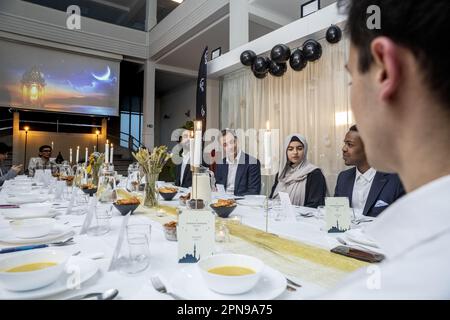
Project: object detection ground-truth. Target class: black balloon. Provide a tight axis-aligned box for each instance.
[252,56,270,74]
[302,39,322,62]
[253,70,267,79]
[240,50,256,66]
[326,25,342,44]
[269,61,287,77]
[270,44,291,63]
[289,49,307,71]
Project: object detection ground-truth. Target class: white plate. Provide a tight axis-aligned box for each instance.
[0,256,99,299]
[0,223,74,244]
[1,203,57,220]
[344,229,379,248]
[5,195,48,205]
[169,264,286,300]
[236,195,266,208]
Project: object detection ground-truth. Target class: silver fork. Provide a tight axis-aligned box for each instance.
[150,276,184,300]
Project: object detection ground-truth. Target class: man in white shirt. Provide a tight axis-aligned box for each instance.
[334,125,405,218]
[215,130,261,196]
[325,0,450,298]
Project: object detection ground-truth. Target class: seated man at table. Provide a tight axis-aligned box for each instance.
[215,129,261,196]
[0,143,22,186]
[174,129,193,188]
[334,125,405,218]
[28,145,56,177]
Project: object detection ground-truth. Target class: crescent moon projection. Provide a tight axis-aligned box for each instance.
[92,66,111,81]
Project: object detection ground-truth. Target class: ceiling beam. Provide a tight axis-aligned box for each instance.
[155,63,197,77]
[90,0,131,12]
[248,4,294,30]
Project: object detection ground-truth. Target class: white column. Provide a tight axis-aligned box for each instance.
[145,0,157,31]
[142,59,156,149]
[229,0,249,50]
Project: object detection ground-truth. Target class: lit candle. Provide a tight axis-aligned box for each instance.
[93,145,96,152]
[51,141,54,150]
[69,148,73,164]
[264,121,272,170]
[193,121,202,167]
[110,143,114,164]
[189,130,194,170]
[76,146,79,164]
[85,147,88,164]
[105,140,109,164]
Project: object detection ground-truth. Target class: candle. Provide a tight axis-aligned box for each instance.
[76,146,79,164]
[189,130,194,170]
[105,140,109,164]
[69,148,73,164]
[110,143,114,164]
[264,121,272,170]
[51,141,54,150]
[85,147,88,164]
[93,145,96,152]
[193,121,202,167]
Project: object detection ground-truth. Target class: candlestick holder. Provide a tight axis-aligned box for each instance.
[261,168,274,233]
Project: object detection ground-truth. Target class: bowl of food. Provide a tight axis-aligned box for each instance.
[197,254,264,295]
[158,187,178,201]
[210,199,237,218]
[113,197,141,216]
[163,221,177,241]
[0,249,70,291]
[9,218,56,239]
[81,183,97,197]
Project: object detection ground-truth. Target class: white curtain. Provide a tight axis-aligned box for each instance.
[220,37,352,193]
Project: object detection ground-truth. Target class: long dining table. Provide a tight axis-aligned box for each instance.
[0,177,371,300]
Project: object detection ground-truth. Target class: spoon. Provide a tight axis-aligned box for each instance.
[67,288,119,300]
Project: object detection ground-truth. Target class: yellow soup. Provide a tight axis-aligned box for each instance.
[6,262,58,273]
[208,266,255,276]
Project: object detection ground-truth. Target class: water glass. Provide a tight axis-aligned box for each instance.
[123,224,152,274]
[87,205,113,236]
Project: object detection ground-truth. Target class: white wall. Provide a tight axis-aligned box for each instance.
[157,81,197,149]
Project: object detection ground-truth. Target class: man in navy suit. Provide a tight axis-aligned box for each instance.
[215,130,261,196]
[174,129,193,188]
[334,125,405,217]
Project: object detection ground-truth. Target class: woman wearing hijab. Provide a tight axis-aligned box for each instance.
[270,134,327,208]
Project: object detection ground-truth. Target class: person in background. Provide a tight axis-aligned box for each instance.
[270,134,327,208]
[0,142,22,186]
[28,145,56,177]
[174,129,193,188]
[215,129,261,196]
[324,0,450,299]
[334,125,405,217]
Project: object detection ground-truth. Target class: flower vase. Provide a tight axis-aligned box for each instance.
[144,172,159,208]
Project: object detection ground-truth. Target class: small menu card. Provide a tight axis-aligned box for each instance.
[278,192,296,221]
[178,209,215,263]
[325,197,351,233]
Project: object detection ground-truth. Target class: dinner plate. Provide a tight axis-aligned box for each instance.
[0,203,57,220]
[236,195,266,208]
[168,264,286,300]
[0,223,74,244]
[0,256,99,299]
[344,229,379,248]
[5,195,48,205]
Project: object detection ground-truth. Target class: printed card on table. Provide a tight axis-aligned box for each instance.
[278,192,296,220]
[325,197,351,233]
[178,209,215,263]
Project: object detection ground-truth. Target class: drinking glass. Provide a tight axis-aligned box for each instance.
[87,205,113,236]
[123,224,152,274]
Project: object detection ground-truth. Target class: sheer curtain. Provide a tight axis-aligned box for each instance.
[220,37,352,193]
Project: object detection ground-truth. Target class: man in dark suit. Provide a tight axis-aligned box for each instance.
[215,129,261,196]
[334,125,405,217]
[174,129,192,188]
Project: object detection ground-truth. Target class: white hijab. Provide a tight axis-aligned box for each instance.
[273,134,319,206]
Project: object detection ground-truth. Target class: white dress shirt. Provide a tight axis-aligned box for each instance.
[226,150,242,193]
[323,174,450,299]
[180,152,190,185]
[352,167,376,218]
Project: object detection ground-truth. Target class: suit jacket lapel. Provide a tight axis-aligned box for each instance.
[363,172,388,215]
[234,153,245,192]
[347,168,357,205]
[222,158,229,188]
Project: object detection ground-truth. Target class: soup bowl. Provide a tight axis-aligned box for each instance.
[0,249,70,291]
[197,254,264,295]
